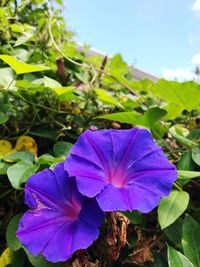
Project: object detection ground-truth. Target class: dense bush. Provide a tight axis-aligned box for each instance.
[0,1,200,266]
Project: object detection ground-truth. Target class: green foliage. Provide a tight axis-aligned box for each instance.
[95,88,124,108]
[0,55,50,74]
[164,218,183,245]
[53,141,72,157]
[182,215,200,267]
[158,190,189,229]
[0,111,8,124]
[26,251,62,267]
[178,170,200,180]
[152,79,200,113]
[6,214,22,251]
[0,0,200,266]
[192,146,200,165]
[97,107,167,129]
[7,161,39,189]
[167,246,194,267]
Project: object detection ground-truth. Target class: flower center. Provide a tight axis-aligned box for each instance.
[108,168,127,188]
[65,202,81,221]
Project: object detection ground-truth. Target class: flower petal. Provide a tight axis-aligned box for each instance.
[25,162,83,211]
[125,185,162,213]
[17,209,67,258]
[128,169,176,197]
[96,184,130,211]
[43,219,101,262]
[42,222,73,262]
[75,175,107,197]
[96,184,161,213]
[54,162,84,208]
[126,149,175,176]
[25,168,67,210]
[79,198,104,227]
[71,220,100,253]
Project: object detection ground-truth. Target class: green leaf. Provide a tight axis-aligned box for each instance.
[6,214,22,251]
[50,86,75,96]
[0,103,12,113]
[0,55,50,74]
[142,107,167,127]
[97,110,140,124]
[152,79,200,112]
[25,250,61,267]
[30,126,57,140]
[192,147,200,166]
[37,154,62,166]
[177,152,195,171]
[0,112,8,124]
[150,253,168,267]
[59,91,79,101]
[151,121,167,138]
[0,161,10,175]
[178,170,200,180]
[169,125,189,138]
[109,53,128,73]
[14,28,35,47]
[164,218,183,245]
[170,132,196,148]
[53,142,72,157]
[48,85,77,101]
[10,23,24,33]
[182,215,200,267]
[7,162,39,189]
[97,107,166,128]
[12,48,31,62]
[11,249,26,267]
[95,88,124,108]
[167,246,194,267]
[43,76,62,88]
[123,211,146,225]
[4,151,34,163]
[0,67,15,89]
[158,190,189,229]
[163,103,183,120]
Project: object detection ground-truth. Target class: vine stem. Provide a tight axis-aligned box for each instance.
[45,0,137,95]
[173,182,183,191]
[15,91,67,114]
[6,78,15,90]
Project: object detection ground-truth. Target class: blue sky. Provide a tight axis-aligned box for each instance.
[64,0,200,80]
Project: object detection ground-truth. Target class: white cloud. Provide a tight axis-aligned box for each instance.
[192,53,200,64]
[192,0,200,11]
[162,52,200,81]
[162,68,197,81]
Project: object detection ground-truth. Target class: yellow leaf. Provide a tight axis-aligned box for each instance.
[14,136,38,155]
[0,248,12,267]
[0,140,12,158]
[0,55,50,75]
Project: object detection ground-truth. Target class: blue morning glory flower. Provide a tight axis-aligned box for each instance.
[65,128,177,212]
[17,162,104,263]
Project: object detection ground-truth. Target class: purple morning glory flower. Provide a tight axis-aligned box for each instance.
[65,128,177,213]
[17,162,104,263]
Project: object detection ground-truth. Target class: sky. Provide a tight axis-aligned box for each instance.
[64,0,200,80]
